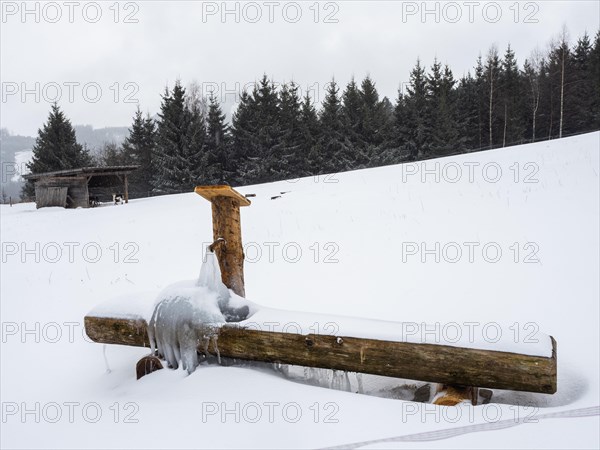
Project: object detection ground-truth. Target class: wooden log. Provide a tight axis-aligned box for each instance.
[195,186,250,298]
[84,315,557,394]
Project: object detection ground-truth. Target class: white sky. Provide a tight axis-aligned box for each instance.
[1,0,599,136]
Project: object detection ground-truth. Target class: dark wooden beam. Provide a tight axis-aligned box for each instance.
[124,174,129,204]
[84,315,557,394]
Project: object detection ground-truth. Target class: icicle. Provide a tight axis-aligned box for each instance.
[356,373,364,394]
[102,344,111,374]
[330,370,351,392]
[146,246,252,374]
[202,335,210,356]
[342,371,351,392]
[212,334,221,365]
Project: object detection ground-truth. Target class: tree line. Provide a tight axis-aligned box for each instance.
[23,28,600,198]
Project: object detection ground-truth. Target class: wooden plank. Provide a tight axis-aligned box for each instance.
[35,186,68,208]
[84,315,557,394]
[195,185,251,207]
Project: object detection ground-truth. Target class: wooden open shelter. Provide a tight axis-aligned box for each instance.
[23,165,139,209]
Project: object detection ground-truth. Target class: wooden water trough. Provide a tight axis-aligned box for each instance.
[84,185,557,403]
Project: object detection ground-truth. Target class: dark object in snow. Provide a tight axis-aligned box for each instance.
[113,193,124,205]
[136,355,163,379]
[479,388,493,404]
[413,383,432,403]
[245,193,256,198]
[220,302,250,322]
[271,195,281,200]
[89,195,100,207]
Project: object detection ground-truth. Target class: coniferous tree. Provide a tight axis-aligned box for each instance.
[341,78,363,149]
[372,89,407,166]
[230,90,257,185]
[426,60,459,155]
[318,80,353,173]
[97,142,126,166]
[403,60,429,159]
[590,31,600,129]
[484,46,502,148]
[299,93,321,175]
[275,82,303,179]
[455,74,479,150]
[203,94,231,184]
[122,106,156,196]
[23,103,91,197]
[571,33,594,132]
[250,75,281,183]
[378,96,396,155]
[499,44,526,146]
[360,76,387,165]
[153,81,205,193]
[392,89,408,151]
[473,55,487,149]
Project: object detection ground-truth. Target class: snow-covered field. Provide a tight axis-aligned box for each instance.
[1,132,599,449]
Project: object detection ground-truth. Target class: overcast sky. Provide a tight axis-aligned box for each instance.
[1,0,599,137]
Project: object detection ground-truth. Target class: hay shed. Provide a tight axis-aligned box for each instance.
[23,165,139,209]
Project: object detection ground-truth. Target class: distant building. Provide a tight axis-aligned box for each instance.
[22,165,139,209]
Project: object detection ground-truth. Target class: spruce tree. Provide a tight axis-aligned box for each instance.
[274,82,303,179]
[203,94,232,184]
[455,74,479,150]
[591,31,600,129]
[122,106,156,197]
[360,76,388,165]
[249,75,281,183]
[299,93,321,175]
[153,81,206,193]
[403,59,429,159]
[230,90,257,185]
[23,103,91,197]
[571,33,594,132]
[341,78,363,148]
[318,80,353,173]
[499,45,526,146]
[474,55,487,149]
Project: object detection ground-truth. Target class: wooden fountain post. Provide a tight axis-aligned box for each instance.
[194,185,251,298]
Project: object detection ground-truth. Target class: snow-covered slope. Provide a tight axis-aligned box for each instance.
[1,132,599,449]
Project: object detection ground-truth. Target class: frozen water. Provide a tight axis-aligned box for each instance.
[148,282,223,373]
[356,373,364,394]
[331,370,351,392]
[147,249,252,374]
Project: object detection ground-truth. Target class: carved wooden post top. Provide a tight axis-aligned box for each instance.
[194,185,251,206]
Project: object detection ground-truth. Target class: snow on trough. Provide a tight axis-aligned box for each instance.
[1,132,599,448]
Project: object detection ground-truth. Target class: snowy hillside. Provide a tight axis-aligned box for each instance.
[1,132,599,448]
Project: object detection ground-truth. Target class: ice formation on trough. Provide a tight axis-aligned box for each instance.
[148,249,253,374]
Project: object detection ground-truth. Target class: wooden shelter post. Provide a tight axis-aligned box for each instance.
[194,186,251,298]
[124,174,129,204]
